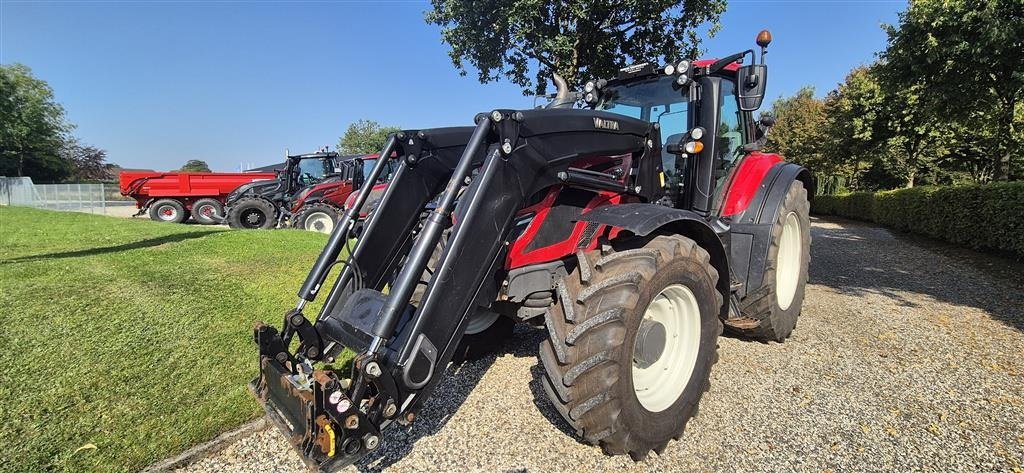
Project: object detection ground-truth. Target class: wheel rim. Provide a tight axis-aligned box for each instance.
[304,211,335,234]
[631,284,701,413]
[198,204,217,218]
[464,310,500,335]
[243,209,266,228]
[775,212,802,310]
[157,205,178,221]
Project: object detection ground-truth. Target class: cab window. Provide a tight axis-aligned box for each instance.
[717,80,745,168]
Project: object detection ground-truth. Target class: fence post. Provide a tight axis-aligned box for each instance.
[101,184,107,215]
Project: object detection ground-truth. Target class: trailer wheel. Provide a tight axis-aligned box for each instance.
[540,234,722,460]
[227,197,277,229]
[148,199,187,224]
[192,198,224,225]
[293,203,340,234]
[732,180,810,342]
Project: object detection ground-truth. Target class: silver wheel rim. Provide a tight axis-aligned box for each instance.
[464,310,500,335]
[198,204,218,219]
[775,212,802,310]
[304,212,335,234]
[632,284,701,413]
[157,205,178,221]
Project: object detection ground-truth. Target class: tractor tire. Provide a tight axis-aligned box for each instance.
[408,228,514,362]
[540,234,723,460]
[732,180,811,342]
[293,203,341,234]
[227,197,277,230]
[191,198,224,225]
[148,199,187,223]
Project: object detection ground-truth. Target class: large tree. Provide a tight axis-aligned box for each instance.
[338,120,401,155]
[426,0,727,94]
[879,0,1024,181]
[180,159,212,173]
[765,87,831,175]
[0,64,74,182]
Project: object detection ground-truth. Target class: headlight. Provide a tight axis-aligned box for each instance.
[690,127,705,140]
[663,64,675,75]
[676,60,690,72]
[584,81,595,93]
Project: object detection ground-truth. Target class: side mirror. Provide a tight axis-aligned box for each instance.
[736,64,768,111]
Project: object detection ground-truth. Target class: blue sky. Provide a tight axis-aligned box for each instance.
[1,0,903,171]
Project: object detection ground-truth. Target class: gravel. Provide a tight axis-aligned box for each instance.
[177,217,1024,473]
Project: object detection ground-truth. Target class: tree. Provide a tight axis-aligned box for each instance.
[338,120,401,154]
[0,64,74,182]
[180,159,212,173]
[765,87,831,176]
[879,0,1024,181]
[426,0,727,94]
[63,140,110,181]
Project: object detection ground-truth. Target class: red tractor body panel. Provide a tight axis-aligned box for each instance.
[720,152,783,216]
[119,171,276,209]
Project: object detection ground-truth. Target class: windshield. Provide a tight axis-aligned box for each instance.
[598,74,690,179]
[296,158,329,186]
[361,158,394,184]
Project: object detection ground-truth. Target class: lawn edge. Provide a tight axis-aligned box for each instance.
[140,417,268,472]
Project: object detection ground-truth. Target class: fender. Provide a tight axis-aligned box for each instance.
[728,162,813,299]
[579,203,730,318]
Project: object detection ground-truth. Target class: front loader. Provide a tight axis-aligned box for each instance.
[251,30,813,470]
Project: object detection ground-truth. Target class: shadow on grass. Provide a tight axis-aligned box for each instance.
[808,216,1024,334]
[1,230,222,264]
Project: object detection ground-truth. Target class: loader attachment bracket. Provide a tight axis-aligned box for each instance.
[251,324,385,472]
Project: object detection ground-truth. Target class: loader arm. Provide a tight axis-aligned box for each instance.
[251,109,660,470]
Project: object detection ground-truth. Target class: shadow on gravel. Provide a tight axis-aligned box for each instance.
[354,325,541,473]
[809,217,1024,334]
[0,231,221,264]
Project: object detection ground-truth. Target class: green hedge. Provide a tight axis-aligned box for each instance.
[811,182,1024,259]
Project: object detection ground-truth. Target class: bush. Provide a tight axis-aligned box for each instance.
[811,182,1024,259]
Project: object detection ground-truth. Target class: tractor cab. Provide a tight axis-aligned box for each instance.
[581,30,774,217]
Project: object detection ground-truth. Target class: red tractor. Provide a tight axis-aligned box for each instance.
[251,31,812,469]
[288,154,397,234]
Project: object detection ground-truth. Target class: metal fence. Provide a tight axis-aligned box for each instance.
[0,177,136,216]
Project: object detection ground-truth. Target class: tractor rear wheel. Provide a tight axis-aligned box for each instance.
[540,234,722,460]
[293,203,340,234]
[732,180,810,342]
[227,197,277,229]
[148,199,187,223]
[192,198,224,225]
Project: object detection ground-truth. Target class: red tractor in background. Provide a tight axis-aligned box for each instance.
[251,31,814,469]
[288,154,397,234]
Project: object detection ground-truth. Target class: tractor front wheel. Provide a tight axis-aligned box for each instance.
[732,180,811,342]
[540,234,722,460]
[293,203,340,234]
[227,197,277,229]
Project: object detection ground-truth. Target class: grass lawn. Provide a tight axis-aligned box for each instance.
[0,207,345,472]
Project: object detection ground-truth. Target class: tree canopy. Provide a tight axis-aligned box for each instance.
[426,0,727,94]
[767,0,1023,192]
[180,159,212,173]
[338,120,401,155]
[0,64,74,182]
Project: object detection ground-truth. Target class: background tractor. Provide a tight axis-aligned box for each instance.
[225,150,349,229]
[251,30,813,469]
[289,154,397,234]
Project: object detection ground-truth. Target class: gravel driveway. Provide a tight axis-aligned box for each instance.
[178,218,1024,472]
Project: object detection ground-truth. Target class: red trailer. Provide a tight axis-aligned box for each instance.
[119,171,276,224]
